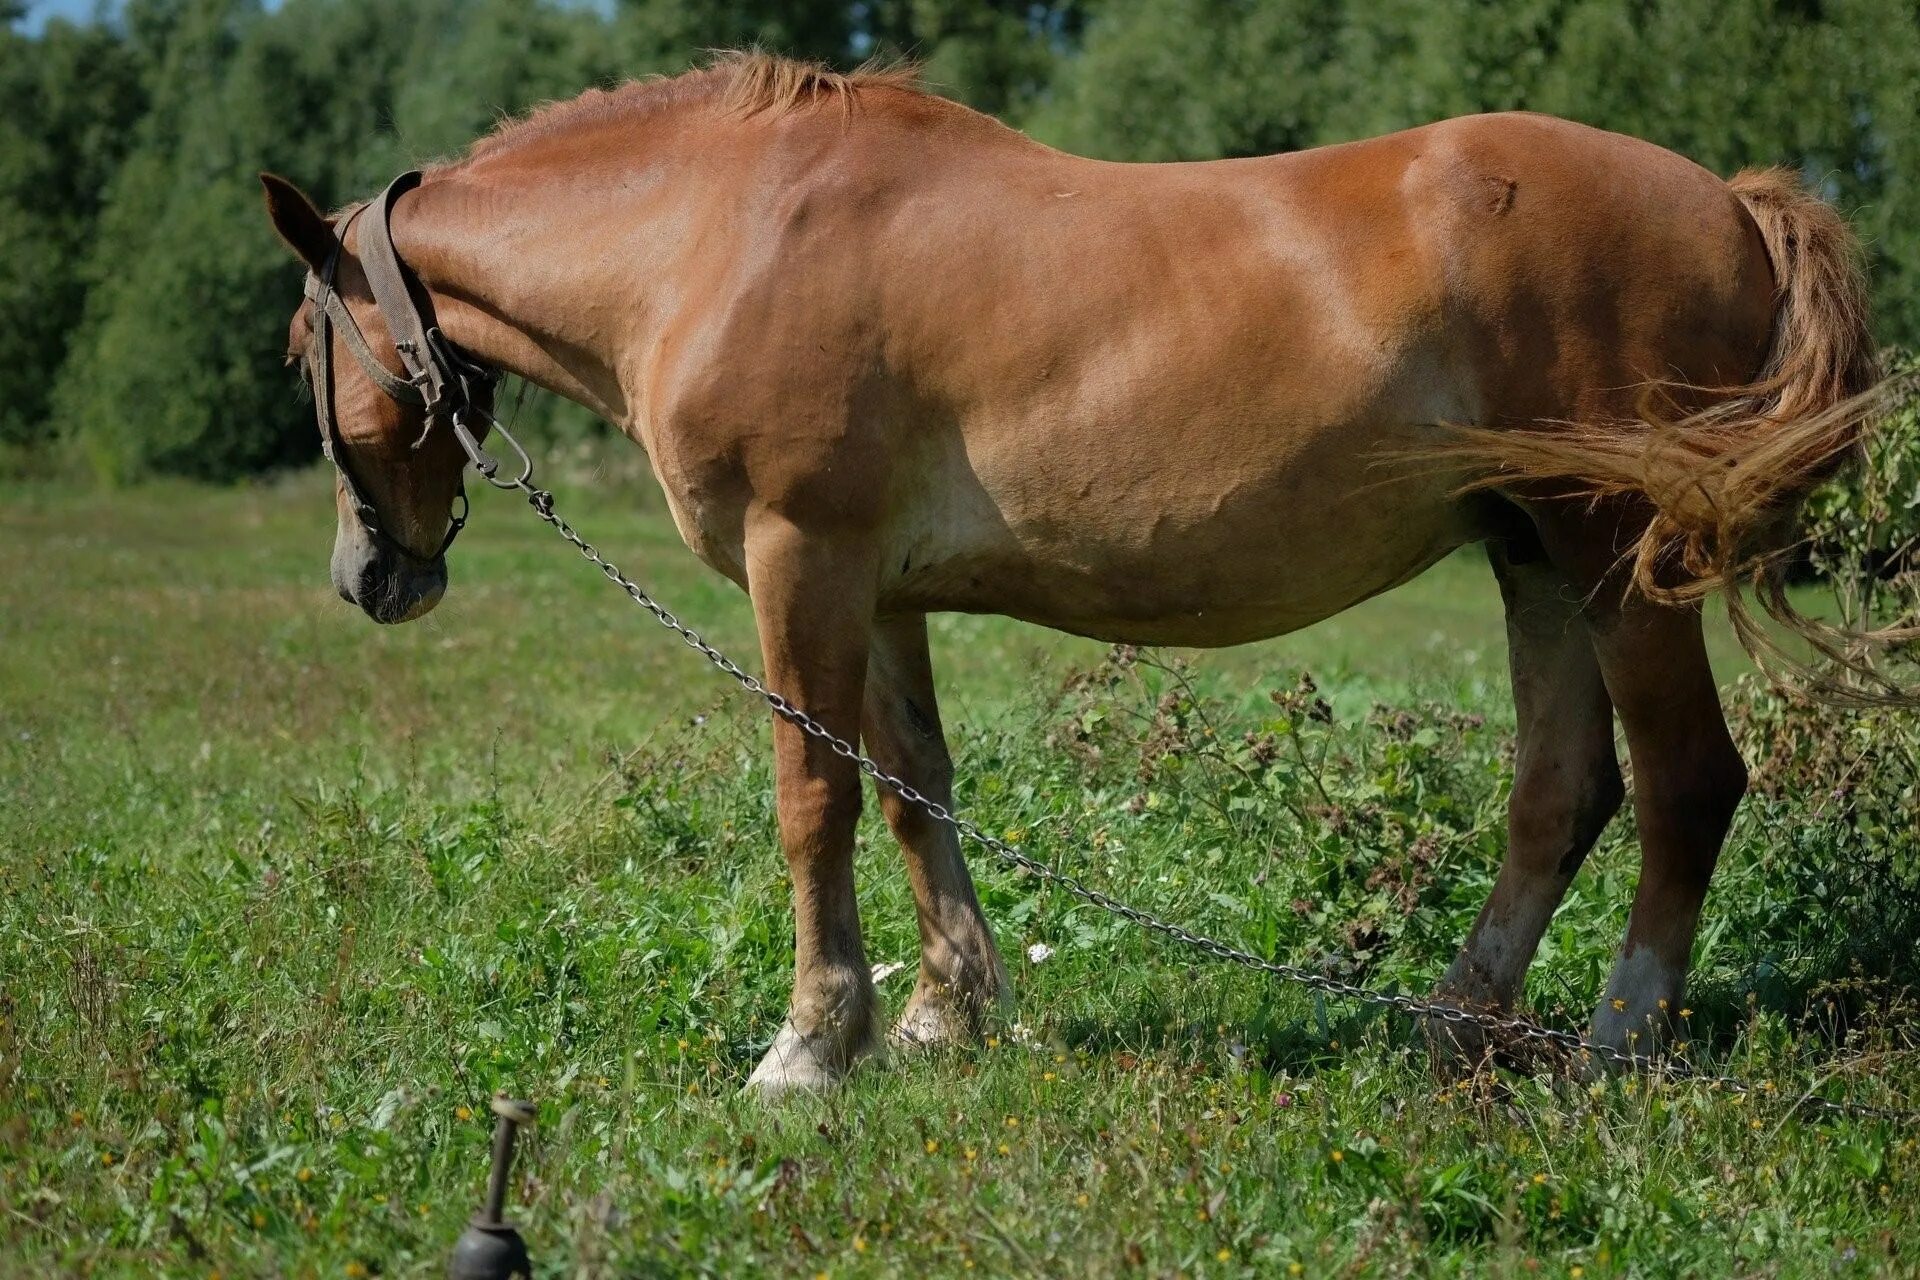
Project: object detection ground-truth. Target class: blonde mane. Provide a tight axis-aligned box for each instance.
[462,51,924,163]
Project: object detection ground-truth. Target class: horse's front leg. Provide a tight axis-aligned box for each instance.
[863,614,1013,1048]
[742,515,883,1096]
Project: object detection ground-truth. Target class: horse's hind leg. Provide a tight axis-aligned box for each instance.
[742,517,884,1096]
[1434,531,1623,1052]
[862,614,1013,1047]
[1531,506,1749,1058]
[1582,609,1747,1056]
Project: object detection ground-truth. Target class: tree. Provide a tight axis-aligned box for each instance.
[0,13,145,452]
[1026,0,1346,161]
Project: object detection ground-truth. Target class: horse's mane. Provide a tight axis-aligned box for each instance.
[462,51,925,163]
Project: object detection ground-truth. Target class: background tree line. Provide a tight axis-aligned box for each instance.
[3,0,1917,483]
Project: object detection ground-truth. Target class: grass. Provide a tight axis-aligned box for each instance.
[3,471,1918,1277]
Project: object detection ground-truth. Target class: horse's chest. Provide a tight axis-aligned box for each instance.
[645,439,750,585]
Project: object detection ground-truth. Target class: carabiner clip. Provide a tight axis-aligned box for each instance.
[452,408,534,490]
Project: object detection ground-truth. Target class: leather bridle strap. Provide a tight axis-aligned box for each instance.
[356,171,485,420]
[303,170,498,562]
[304,271,423,407]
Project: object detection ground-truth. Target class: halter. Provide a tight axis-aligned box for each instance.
[302,170,514,562]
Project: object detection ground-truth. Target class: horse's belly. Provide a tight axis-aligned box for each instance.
[882,466,1475,647]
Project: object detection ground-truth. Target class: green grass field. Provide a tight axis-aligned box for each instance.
[4,473,1918,1277]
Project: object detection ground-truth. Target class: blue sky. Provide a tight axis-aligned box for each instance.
[14,0,610,33]
[12,0,285,33]
[16,1,118,32]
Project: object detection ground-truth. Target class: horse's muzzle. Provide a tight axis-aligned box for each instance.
[340,549,447,624]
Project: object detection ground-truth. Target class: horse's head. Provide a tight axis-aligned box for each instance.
[261,173,475,625]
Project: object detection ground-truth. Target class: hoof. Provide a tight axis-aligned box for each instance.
[892,992,977,1051]
[1584,1002,1667,1071]
[744,1018,883,1098]
[1423,1007,1502,1076]
[1586,949,1684,1070]
[1422,975,1510,1074]
[1422,987,1568,1077]
[890,964,1015,1051]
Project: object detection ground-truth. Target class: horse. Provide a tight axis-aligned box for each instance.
[262,52,1883,1094]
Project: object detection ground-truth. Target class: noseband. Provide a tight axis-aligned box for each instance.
[303,170,514,562]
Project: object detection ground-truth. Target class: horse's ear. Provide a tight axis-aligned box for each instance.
[259,173,335,272]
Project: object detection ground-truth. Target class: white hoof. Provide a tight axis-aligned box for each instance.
[1587,948,1684,1066]
[744,1018,881,1098]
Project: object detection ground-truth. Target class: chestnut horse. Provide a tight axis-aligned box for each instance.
[262,54,1880,1093]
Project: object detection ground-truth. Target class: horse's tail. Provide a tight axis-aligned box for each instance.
[1449,167,1914,703]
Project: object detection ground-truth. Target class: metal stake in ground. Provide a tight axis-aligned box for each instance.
[448,1095,536,1280]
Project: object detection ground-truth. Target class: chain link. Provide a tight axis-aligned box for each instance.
[506,477,1912,1125]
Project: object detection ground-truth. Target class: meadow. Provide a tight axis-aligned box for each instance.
[4,470,1918,1277]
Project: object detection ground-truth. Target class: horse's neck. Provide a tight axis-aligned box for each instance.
[389,171,647,427]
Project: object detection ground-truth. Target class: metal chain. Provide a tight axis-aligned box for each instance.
[502,475,1912,1125]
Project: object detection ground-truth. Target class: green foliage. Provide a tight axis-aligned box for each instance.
[1711,360,1920,1017]
[5,0,1920,481]
[1803,351,1920,628]
[0,14,144,451]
